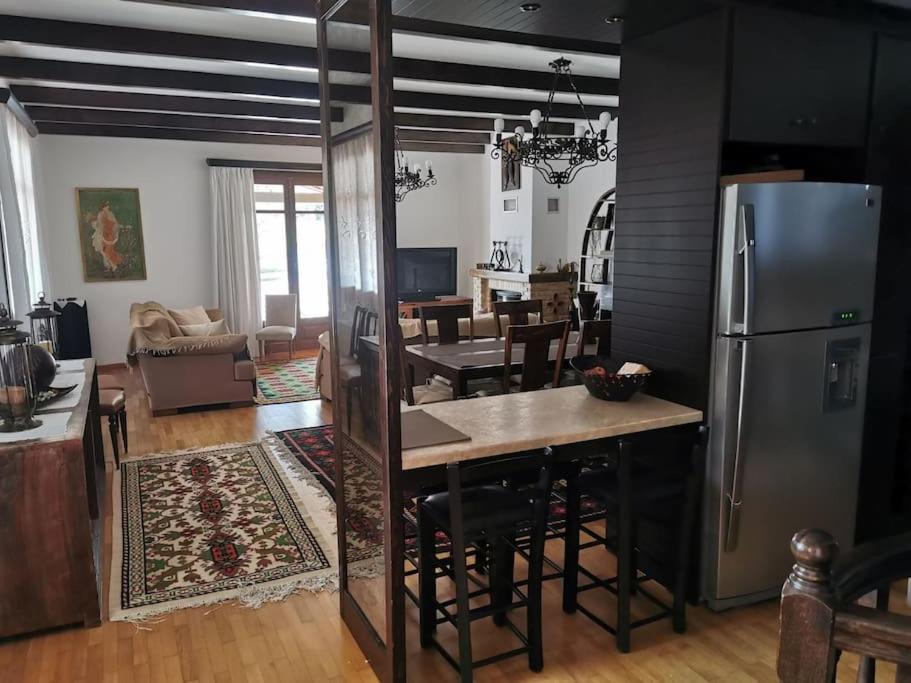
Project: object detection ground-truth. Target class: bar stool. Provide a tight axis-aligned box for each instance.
[99,388,127,467]
[562,427,706,652]
[417,450,554,681]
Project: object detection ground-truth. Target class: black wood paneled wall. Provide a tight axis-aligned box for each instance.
[611,10,728,411]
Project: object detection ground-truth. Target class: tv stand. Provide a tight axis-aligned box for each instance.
[398,296,473,319]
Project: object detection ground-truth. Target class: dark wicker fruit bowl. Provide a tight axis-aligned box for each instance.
[569,355,651,402]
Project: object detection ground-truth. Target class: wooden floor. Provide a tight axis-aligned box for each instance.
[0,360,891,682]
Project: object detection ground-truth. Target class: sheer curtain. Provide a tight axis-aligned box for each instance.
[0,107,46,317]
[210,166,261,357]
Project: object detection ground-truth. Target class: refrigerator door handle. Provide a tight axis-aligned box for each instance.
[724,338,751,552]
[737,205,756,336]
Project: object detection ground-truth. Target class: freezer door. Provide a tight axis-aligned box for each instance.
[707,325,869,603]
[716,183,880,335]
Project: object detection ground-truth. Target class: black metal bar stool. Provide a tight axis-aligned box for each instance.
[562,427,706,652]
[416,450,554,682]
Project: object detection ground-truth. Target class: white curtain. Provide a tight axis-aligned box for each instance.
[0,107,47,317]
[210,166,261,357]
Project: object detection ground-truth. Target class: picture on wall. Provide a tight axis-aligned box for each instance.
[75,188,147,282]
[501,138,521,191]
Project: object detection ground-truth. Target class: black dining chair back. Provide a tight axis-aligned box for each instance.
[493,299,544,338]
[419,304,474,345]
[418,448,555,679]
[348,305,364,358]
[504,320,570,393]
[576,318,612,358]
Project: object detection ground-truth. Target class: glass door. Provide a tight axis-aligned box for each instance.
[318,1,403,681]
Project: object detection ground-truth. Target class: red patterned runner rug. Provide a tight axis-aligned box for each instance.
[110,439,337,622]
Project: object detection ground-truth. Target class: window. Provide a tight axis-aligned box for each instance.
[254,171,328,319]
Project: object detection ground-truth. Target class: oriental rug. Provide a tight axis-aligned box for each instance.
[255,357,320,405]
[110,440,336,622]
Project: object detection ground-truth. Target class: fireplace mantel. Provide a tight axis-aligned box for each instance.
[470,268,573,321]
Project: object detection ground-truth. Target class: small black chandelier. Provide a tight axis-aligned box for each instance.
[394,128,436,202]
[491,57,617,188]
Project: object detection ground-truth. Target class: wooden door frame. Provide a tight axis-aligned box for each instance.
[317,1,404,681]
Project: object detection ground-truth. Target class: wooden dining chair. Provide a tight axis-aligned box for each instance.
[576,318,612,358]
[339,305,374,430]
[419,304,474,345]
[503,320,570,393]
[493,299,544,339]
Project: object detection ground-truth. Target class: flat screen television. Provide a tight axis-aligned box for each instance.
[396,247,457,302]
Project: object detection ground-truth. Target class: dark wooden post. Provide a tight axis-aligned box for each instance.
[777,529,840,682]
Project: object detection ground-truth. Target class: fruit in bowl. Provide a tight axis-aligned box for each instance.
[570,356,652,401]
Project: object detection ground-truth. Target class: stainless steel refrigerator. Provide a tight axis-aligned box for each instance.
[703,182,881,610]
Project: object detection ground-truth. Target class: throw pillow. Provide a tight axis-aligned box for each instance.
[169,305,210,327]
[179,319,229,337]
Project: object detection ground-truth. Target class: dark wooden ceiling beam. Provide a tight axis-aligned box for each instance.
[11,85,340,121]
[36,121,484,153]
[35,122,322,146]
[0,87,38,137]
[123,0,316,19]
[26,106,322,135]
[391,90,616,120]
[393,128,489,144]
[0,15,617,95]
[394,112,573,135]
[0,57,320,100]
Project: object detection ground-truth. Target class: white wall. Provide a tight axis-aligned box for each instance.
[395,150,490,297]
[531,174,568,271]
[488,155,533,271]
[38,135,320,365]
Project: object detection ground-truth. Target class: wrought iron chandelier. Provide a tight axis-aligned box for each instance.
[394,127,436,202]
[491,57,617,188]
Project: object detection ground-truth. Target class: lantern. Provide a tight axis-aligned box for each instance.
[0,305,41,432]
[26,292,60,357]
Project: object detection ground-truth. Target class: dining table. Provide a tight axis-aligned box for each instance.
[363,332,590,399]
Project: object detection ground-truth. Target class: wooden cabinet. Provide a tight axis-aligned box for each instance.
[727,7,873,147]
[0,362,104,638]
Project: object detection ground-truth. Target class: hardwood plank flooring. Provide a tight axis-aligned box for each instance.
[0,361,892,681]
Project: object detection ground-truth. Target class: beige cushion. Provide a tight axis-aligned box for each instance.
[338,364,361,384]
[412,382,453,405]
[180,319,229,337]
[99,389,125,414]
[169,305,210,327]
[265,294,298,328]
[256,325,296,341]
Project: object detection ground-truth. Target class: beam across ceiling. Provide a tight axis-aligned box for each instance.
[11,85,340,121]
[394,112,574,135]
[36,121,485,153]
[25,106,323,135]
[0,15,618,96]
[0,87,38,137]
[0,57,320,100]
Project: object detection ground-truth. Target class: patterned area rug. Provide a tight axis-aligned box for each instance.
[110,440,336,622]
[256,357,320,404]
[275,425,383,569]
[275,425,606,555]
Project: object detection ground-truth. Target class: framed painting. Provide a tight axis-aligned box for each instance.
[501,138,521,191]
[75,188,147,282]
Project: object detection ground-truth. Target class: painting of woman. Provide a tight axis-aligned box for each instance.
[76,188,147,282]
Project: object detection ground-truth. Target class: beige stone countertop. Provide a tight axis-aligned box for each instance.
[401,385,702,470]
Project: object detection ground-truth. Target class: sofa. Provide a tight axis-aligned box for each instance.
[128,303,257,415]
